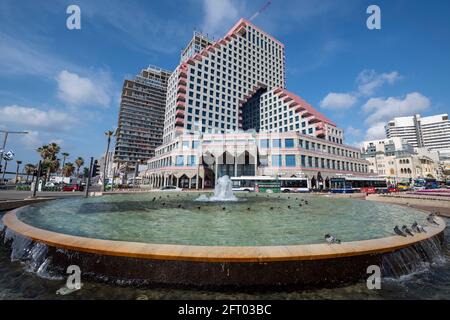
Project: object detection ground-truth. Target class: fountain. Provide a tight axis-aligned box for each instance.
[196,175,238,202]
[0,189,446,288]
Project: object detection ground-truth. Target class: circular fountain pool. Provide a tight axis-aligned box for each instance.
[9,194,436,246]
[1,192,446,289]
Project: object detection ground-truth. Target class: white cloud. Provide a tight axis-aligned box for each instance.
[0,105,76,130]
[365,122,387,140]
[362,92,431,125]
[20,131,42,149]
[346,126,362,138]
[201,0,243,36]
[320,93,357,110]
[357,70,401,97]
[56,70,111,108]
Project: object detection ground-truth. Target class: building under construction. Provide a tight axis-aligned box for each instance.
[114,66,171,168]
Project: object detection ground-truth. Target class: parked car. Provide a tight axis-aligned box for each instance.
[160,186,182,192]
[388,186,400,193]
[63,184,84,192]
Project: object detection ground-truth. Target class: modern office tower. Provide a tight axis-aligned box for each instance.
[140,18,368,189]
[385,114,450,151]
[114,66,171,167]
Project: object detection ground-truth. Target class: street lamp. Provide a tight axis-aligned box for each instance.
[103,130,114,192]
[0,130,28,182]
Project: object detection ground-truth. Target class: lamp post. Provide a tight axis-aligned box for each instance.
[102,130,114,192]
[15,160,22,184]
[0,130,28,182]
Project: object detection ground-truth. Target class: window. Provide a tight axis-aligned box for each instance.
[176,156,184,166]
[285,155,296,167]
[187,155,196,166]
[272,155,282,167]
[182,141,190,149]
[272,139,281,148]
[192,141,200,149]
[285,139,294,148]
[260,139,269,149]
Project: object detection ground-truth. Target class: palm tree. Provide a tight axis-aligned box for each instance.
[75,157,84,177]
[61,152,69,175]
[37,142,61,182]
[24,164,36,183]
[63,162,75,177]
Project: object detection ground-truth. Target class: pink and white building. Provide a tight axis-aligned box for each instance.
[141,19,369,189]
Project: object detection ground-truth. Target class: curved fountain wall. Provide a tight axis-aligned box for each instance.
[0,207,446,289]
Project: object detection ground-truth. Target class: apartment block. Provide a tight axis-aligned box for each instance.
[114,66,171,165]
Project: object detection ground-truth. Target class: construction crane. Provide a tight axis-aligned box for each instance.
[249,0,272,21]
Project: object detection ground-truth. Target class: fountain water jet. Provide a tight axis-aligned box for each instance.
[196,175,238,202]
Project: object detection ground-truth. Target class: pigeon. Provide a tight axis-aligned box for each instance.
[402,225,414,236]
[394,226,407,237]
[325,234,341,244]
[412,222,427,234]
[427,214,439,226]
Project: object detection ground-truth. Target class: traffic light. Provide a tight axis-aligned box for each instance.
[92,160,100,177]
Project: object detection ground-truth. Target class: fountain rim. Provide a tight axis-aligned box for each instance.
[2,207,446,263]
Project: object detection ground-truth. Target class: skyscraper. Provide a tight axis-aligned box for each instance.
[385,114,450,151]
[114,66,171,166]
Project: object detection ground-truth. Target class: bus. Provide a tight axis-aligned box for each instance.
[231,176,310,193]
[330,177,388,194]
[279,177,310,193]
[231,176,275,192]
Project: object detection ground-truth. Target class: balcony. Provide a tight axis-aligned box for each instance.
[177,86,186,94]
[289,101,299,108]
[187,59,195,66]
[175,118,184,127]
[283,96,293,103]
[308,117,321,125]
[274,88,282,94]
[176,101,185,109]
[177,93,186,102]
[295,105,306,113]
[176,109,185,118]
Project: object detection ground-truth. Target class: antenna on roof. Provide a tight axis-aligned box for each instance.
[249,0,272,21]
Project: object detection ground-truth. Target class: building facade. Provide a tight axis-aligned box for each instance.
[362,138,441,183]
[141,132,369,189]
[141,19,368,189]
[385,114,450,151]
[114,66,171,167]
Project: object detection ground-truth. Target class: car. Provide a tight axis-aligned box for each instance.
[63,184,84,192]
[388,186,400,193]
[159,185,182,192]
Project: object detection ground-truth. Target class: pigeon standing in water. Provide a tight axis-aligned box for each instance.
[325,234,341,244]
[394,226,407,237]
[401,225,414,236]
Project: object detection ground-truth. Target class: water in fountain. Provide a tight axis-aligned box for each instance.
[196,175,238,202]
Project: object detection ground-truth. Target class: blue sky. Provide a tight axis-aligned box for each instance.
[1,0,449,169]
